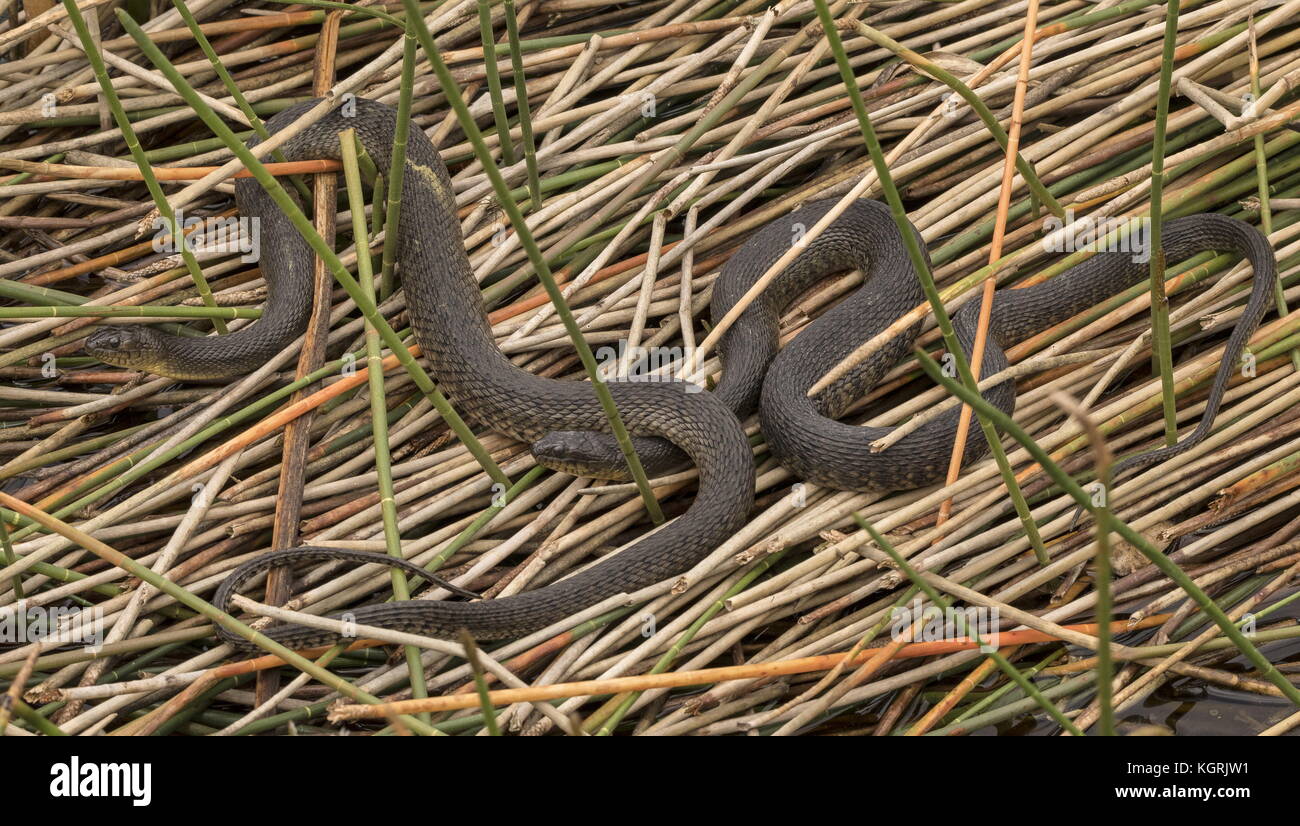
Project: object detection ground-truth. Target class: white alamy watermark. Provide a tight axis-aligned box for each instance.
[1041,208,1152,263]
[594,340,704,392]
[891,598,1000,652]
[621,90,657,118]
[49,758,151,807]
[0,604,105,649]
[152,207,260,263]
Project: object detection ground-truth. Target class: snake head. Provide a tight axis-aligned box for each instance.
[85,327,168,372]
[532,431,632,480]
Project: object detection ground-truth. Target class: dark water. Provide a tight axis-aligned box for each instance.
[993,597,1300,736]
[805,589,1300,736]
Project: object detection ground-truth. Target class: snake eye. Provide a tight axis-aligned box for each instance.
[86,327,157,363]
[89,330,122,350]
[86,329,123,352]
[532,432,587,462]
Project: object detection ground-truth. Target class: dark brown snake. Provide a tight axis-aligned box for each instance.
[86,98,1277,651]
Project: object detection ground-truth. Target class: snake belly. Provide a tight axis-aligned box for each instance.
[541,199,1276,491]
[143,98,756,651]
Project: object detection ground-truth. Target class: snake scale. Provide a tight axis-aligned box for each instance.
[86,98,1276,651]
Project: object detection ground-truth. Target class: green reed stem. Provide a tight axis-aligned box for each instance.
[172,0,312,203]
[589,551,787,735]
[61,0,227,335]
[929,672,1096,735]
[380,28,417,300]
[815,0,1049,564]
[0,274,83,306]
[1146,0,1181,447]
[341,129,429,713]
[950,648,1066,725]
[268,0,404,27]
[1058,399,1116,736]
[1247,29,1299,371]
[457,630,501,736]
[477,0,515,168]
[504,0,541,208]
[424,466,546,574]
[912,346,1300,708]
[1,491,442,736]
[0,425,148,482]
[0,524,23,600]
[0,306,259,320]
[3,332,429,541]
[1093,482,1115,737]
[847,19,1064,219]
[854,513,1084,736]
[4,697,66,736]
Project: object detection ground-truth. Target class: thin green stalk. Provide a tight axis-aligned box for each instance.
[477,0,515,168]
[0,491,442,736]
[805,581,925,736]
[521,0,856,316]
[1056,396,1116,736]
[0,275,84,306]
[423,466,546,574]
[853,513,1083,735]
[504,0,541,208]
[935,622,1300,735]
[928,672,1095,735]
[0,525,22,599]
[4,697,67,736]
[815,0,1049,564]
[846,20,1064,218]
[60,0,227,335]
[589,551,788,735]
[1235,589,1300,629]
[0,628,211,680]
[172,0,312,203]
[115,7,511,490]
[1147,0,1182,447]
[968,0,1177,62]
[370,173,387,238]
[4,334,434,542]
[950,648,1066,724]
[0,540,116,598]
[0,425,149,481]
[23,98,307,129]
[1247,25,1299,371]
[1,153,65,187]
[403,0,665,524]
[458,630,501,736]
[912,346,1300,708]
[341,130,429,715]
[380,28,417,300]
[1093,476,1115,737]
[269,0,404,27]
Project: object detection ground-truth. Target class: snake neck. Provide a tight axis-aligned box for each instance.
[252,99,538,433]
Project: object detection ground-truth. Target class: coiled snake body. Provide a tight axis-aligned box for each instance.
[87,99,1276,650]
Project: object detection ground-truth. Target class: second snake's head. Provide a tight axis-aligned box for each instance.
[86,326,170,373]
